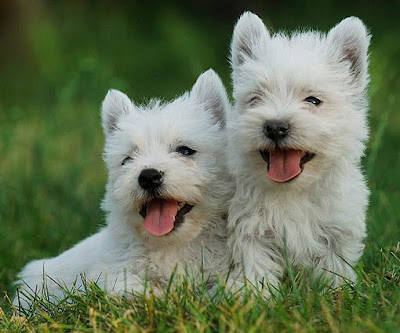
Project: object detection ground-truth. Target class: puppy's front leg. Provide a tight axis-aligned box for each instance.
[314,234,364,287]
[106,272,161,299]
[227,224,284,297]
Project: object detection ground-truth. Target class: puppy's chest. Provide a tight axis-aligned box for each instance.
[145,241,225,283]
[262,204,331,264]
[147,250,194,277]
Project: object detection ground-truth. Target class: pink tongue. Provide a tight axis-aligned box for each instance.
[143,199,179,236]
[267,149,302,183]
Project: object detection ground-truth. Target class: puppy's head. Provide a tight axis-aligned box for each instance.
[101,69,230,245]
[229,13,370,187]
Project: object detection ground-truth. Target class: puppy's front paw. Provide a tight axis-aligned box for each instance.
[225,277,275,300]
[315,254,358,289]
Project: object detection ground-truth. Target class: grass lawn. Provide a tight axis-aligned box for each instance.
[0,1,399,332]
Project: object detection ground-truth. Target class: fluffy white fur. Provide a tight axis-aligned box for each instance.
[14,69,232,309]
[227,13,370,294]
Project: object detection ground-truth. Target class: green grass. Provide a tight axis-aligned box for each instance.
[1,1,400,332]
[3,259,400,332]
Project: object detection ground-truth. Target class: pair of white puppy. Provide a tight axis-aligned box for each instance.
[14,12,370,307]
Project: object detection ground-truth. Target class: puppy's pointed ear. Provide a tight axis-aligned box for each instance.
[190,69,230,128]
[328,17,370,87]
[101,89,133,137]
[230,11,270,69]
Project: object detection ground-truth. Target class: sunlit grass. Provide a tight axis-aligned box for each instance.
[4,248,400,332]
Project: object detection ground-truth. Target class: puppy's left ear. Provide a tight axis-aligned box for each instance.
[190,69,230,128]
[328,17,371,88]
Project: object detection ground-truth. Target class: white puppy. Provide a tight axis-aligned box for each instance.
[14,69,232,309]
[226,12,370,294]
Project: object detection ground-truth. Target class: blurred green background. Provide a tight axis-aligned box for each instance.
[0,0,399,301]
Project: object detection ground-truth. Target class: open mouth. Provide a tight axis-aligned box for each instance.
[260,149,315,183]
[139,199,193,237]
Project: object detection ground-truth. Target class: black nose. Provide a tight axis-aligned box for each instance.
[138,169,163,191]
[264,120,289,142]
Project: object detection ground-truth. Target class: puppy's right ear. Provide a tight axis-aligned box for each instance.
[230,11,269,69]
[101,89,132,137]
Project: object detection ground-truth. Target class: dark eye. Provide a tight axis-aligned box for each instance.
[176,146,196,156]
[304,96,322,106]
[249,95,262,106]
[121,156,133,165]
